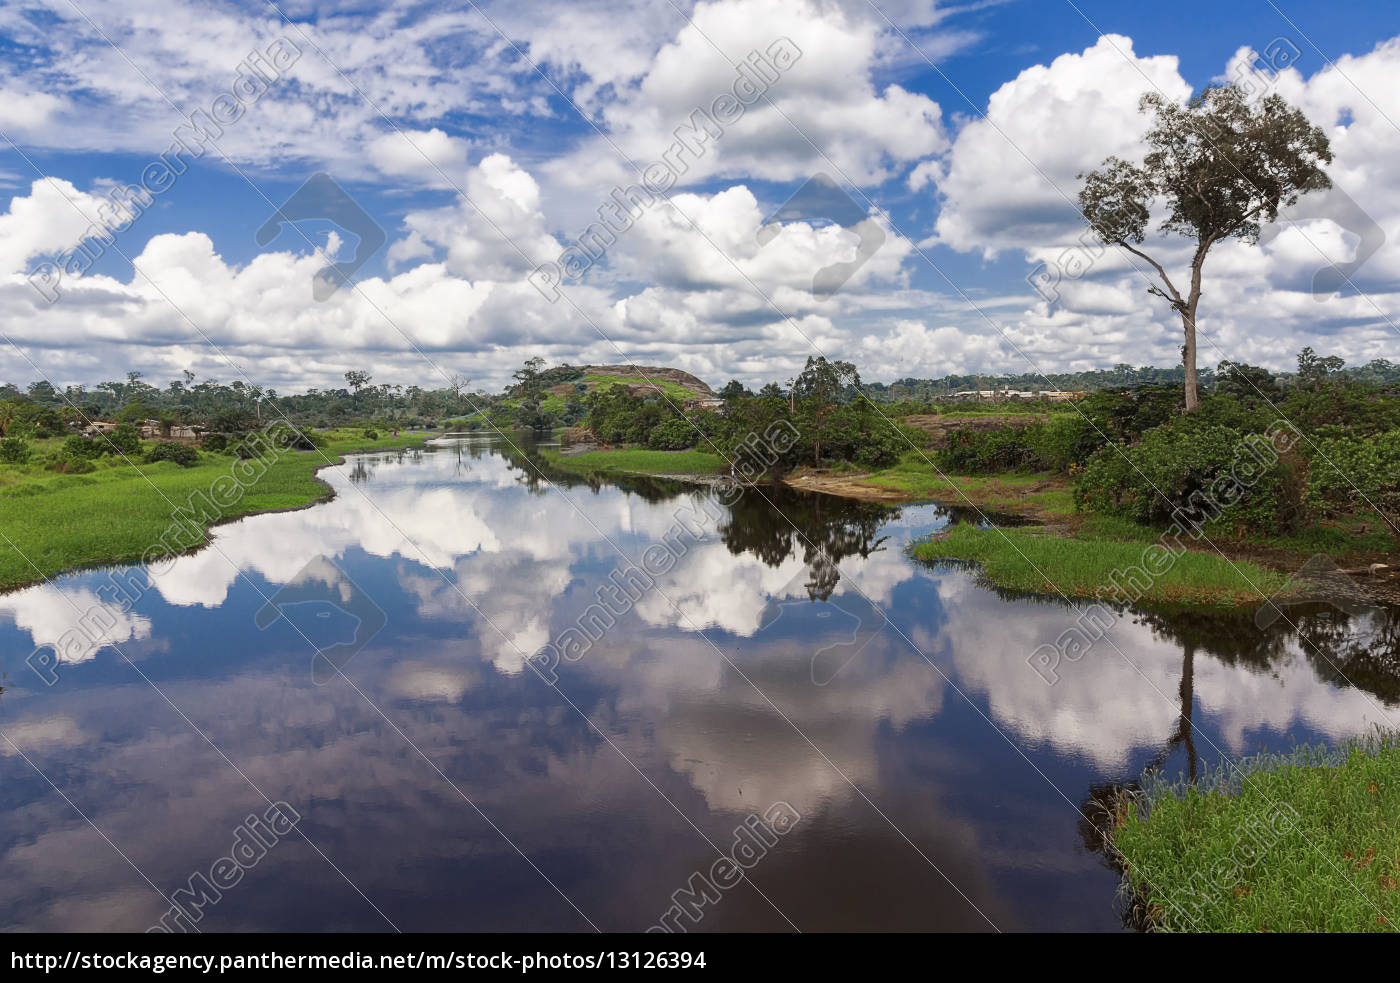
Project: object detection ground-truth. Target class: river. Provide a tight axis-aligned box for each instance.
[1,433,1396,931]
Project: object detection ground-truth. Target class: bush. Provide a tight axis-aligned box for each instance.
[1306,429,1400,549]
[1024,416,1103,472]
[1076,419,1285,534]
[647,418,696,450]
[145,441,200,467]
[264,425,326,451]
[107,424,142,456]
[201,433,229,453]
[940,426,1039,473]
[362,429,379,440]
[47,455,96,474]
[63,435,104,459]
[0,437,32,464]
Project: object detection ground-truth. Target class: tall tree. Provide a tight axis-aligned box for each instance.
[344,370,372,408]
[1078,85,1332,411]
[792,356,860,466]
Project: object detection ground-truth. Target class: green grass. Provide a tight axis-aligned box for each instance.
[861,452,1074,515]
[541,446,723,476]
[911,521,1290,608]
[1116,735,1400,932]
[1243,515,1397,557]
[0,429,426,591]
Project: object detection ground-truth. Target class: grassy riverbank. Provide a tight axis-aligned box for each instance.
[541,446,725,476]
[1115,734,1400,932]
[0,429,426,592]
[911,521,1289,607]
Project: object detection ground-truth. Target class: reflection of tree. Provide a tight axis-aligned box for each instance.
[500,436,699,502]
[1293,606,1400,702]
[717,485,897,600]
[1140,603,1400,705]
[500,442,900,590]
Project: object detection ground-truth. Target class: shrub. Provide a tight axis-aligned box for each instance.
[939,426,1040,473]
[145,441,200,467]
[47,455,96,474]
[107,424,142,456]
[1024,416,1104,472]
[0,437,32,464]
[1306,429,1400,549]
[264,425,326,451]
[63,435,104,459]
[935,417,1098,475]
[362,428,379,440]
[647,418,696,450]
[1076,419,1284,534]
[201,433,229,453]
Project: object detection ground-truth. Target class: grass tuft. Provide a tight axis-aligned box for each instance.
[911,521,1289,608]
[1116,731,1400,932]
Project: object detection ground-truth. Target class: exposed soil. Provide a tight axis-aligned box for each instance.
[782,470,1073,521]
[899,413,1047,449]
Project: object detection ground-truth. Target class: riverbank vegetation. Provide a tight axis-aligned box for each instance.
[1113,732,1400,932]
[912,522,1288,607]
[909,349,1400,601]
[540,446,724,477]
[0,427,424,591]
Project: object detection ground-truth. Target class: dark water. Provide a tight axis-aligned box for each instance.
[1,434,1397,932]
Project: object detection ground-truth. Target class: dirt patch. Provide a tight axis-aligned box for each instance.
[782,469,1075,522]
[783,472,912,503]
[899,414,1046,450]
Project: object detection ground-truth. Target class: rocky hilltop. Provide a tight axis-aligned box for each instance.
[529,364,718,402]
[578,365,716,397]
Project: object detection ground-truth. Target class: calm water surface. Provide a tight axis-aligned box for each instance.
[1,434,1396,932]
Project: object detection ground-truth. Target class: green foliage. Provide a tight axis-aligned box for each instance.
[0,437,32,464]
[912,522,1286,607]
[49,455,96,475]
[585,387,676,444]
[115,401,148,424]
[938,417,1103,474]
[62,435,104,460]
[1076,418,1284,533]
[107,424,142,456]
[201,433,230,453]
[0,428,425,590]
[362,429,379,440]
[1306,429,1400,548]
[939,426,1039,473]
[647,418,697,450]
[1116,735,1400,932]
[144,441,200,467]
[542,447,724,476]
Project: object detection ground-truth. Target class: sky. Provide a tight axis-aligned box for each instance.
[1,0,1398,393]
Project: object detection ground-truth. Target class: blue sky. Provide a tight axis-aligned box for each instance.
[1,0,1397,391]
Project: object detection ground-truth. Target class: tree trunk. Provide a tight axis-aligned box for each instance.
[1181,250,1207,412]
[1181,313,1199,412]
